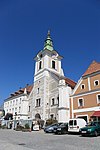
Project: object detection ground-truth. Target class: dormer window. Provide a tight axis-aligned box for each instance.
[52,60,55,69]
[39,61,42,70]
[94,80,99,86]
[81,84,85,89]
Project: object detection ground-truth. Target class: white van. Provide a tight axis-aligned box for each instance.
[68,118,87,133]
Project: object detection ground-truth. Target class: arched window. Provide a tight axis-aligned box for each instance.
[35,113,41,119]
[52,60,55,69]
[94,80,99,86]
[39,61,42,70]
[78,98,84,107]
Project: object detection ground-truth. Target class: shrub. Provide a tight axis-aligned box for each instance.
[16,125,24,131]
[45,118,58,126]
[1,124,7,129]
[25,123,30,129]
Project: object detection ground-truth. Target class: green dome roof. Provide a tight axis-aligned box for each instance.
[43,30,54,51]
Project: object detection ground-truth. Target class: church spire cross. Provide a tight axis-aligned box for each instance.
[47,30,50,38]
[43,30,54,51]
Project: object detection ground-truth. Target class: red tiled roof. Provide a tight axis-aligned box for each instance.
[82,61,100,77]
[26,85,33,93]
[65,78,76,89]
[91,111,100,117]
[10,84,33,97]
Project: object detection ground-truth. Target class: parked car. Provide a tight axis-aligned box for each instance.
[68,118,86,133]
[54,123,68,134]
[44,123,62,133]
[79,121,100,137]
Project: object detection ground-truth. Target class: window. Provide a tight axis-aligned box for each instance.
[19,107,21,113]
[37,88,39,94]
[39,61,42,70]
[57,96,59,106]
[15,108,17,111]
[13,100,15,106]
[97,94,100,104]
[16,99,18,105]
[81,84,85,89]
[52,60,55,69]
[74,120,77,125]
[50,114,54,119]
[78,98,84,107]
[51,98,55,106]
[69,120,73,125]
[10,101,12,106]
[69,120,77,126]
[19,98,21,104]
[94,80,99,86]
[29,106,30,112]
[36,98,41,107]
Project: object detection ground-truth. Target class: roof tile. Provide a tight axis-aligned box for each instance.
[10,84,33,98]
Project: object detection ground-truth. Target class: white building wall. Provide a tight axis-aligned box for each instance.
[4,93,29,120]
[58,79,72,122]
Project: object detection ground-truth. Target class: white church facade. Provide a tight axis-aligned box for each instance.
[28,31,76,122]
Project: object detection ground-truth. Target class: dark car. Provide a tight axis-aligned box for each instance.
[44,123,63,133]
[80,121,100,137]
[54,123,68,134]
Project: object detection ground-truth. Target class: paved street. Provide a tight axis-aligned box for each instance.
[0,129,100,150]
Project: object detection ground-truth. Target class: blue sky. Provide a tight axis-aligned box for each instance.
[0,0,100,105]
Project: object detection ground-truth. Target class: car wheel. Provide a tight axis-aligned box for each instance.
[94,131,98,137]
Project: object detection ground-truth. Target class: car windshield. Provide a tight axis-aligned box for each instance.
[59,123,67,127]
[58,123,63,125]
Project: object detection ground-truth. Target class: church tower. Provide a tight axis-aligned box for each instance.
[29,31,75,122]
[32,31,65,121]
